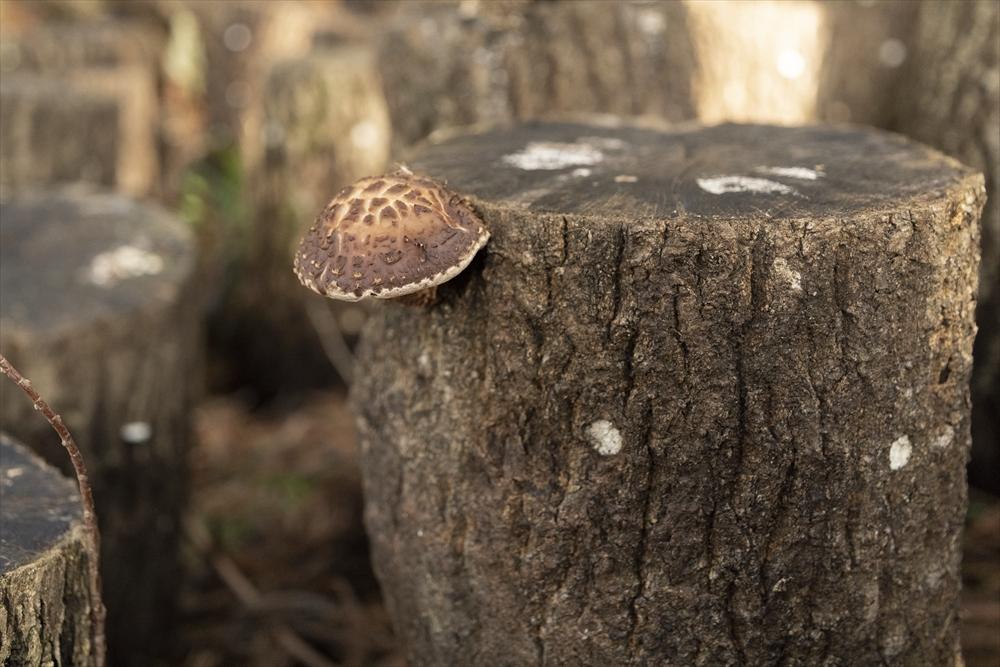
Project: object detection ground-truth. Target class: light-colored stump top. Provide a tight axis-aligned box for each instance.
[409,122,978,219]
[0,188,194,335]
[0,433,81,575]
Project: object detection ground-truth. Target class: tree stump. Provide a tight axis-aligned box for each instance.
[351,123,984,666]
[1,433,97,667]
[889,0,1000,494]
[228,42,390,392]
[0,19,164,197]
[0,188,200,665]
[0,77,121,198]
[377,0,696,152]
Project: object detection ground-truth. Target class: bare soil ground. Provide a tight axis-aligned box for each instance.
[178,392,1000,667]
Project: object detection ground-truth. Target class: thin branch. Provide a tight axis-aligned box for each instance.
[305,298,356,384]
[0,353,106,666]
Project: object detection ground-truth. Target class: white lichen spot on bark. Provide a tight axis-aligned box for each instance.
[889,435,912,470]
[932,427,954,449]
[696,175,798,195]
[772,257,803,292]
[86,245,164,287]
[587,420,623,456]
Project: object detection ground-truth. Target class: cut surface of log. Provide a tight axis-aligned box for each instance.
[0,188,199,666]
[352,122,984,666]
[0,433,96,667]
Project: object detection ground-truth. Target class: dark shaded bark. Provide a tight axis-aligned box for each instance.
[889,0,1000,494]
[377,0,697,152]
[352,123,983,666]
[0,189,200,666]
[0,434,96,667]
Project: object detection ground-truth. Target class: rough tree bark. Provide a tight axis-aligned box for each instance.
[889,0,1000,494]
[0,188,200,665]
[0,434,96,667]
[352,123,984,666]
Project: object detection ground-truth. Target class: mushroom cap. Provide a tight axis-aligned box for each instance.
[294,174,490,301]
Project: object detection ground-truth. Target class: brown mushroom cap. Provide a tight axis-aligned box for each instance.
[293,173,490,301]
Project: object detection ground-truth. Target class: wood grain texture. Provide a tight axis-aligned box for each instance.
[352,122,984,666]
[0,188,200,666]
[1,434,96,667]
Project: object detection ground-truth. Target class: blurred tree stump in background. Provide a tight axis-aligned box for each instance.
[0,19,165,197]
[816,0,918,126]
[890,0,1000,495]
[0,78,121,197]
[0,189,200,666]
[238,41,390,392]
[353,122,984,665]
[377,0,696,152]
[0,434,97,667]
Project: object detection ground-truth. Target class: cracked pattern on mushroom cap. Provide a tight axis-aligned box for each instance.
[294,174,490,301]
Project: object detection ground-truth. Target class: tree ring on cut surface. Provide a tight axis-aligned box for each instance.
[293,173,490,301]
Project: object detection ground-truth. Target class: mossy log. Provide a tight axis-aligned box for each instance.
[0,433,97,667]
[0,188,200,665]
[352,122,984,666]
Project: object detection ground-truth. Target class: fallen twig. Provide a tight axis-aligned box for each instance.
[0,353,107,666]
[184,517,340,667]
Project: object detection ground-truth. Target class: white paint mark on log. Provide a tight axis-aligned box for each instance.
[636,9,666,36]
[932,427,954,449]
[587,420,623,456]
[121,421,153,444]
[502,142,605,170]
[86,245,164,287]
[878,39,907,68]
[755,166,823,180]
[772,257,803,292]
[697,175,797,195]
[889,435,912,470]
[350,120,381,150]
[579,136,627,151]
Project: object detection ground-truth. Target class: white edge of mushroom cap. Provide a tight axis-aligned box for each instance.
[296,228,490,302]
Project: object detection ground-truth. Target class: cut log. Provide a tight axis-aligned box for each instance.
[351,123,984,665]
[214,42,390,393]
[0,433,97,667]
[0,19,165,196]
[377,0,697,151]
[0,188,200,665]
[889,0,1000,494]
[0,77,120,198]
